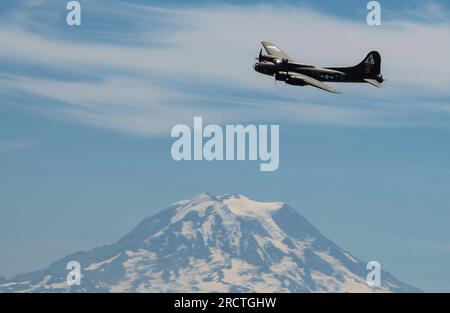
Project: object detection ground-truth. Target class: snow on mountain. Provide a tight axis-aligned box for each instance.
[0,193,419,292]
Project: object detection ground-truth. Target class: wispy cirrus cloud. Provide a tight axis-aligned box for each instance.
[0,140,39,152]
[0,0,450,135]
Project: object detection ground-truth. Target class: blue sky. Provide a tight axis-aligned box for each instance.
[1,0,450,291]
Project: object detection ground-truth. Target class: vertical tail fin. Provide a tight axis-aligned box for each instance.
[356,51,381,78]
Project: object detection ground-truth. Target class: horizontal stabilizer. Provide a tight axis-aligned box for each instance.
[364,79,382,88]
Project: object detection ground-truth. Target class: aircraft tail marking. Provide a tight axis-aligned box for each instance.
[355,51,381,77]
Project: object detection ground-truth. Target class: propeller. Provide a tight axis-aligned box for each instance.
[255,48,263,62]
[255,49,281,64]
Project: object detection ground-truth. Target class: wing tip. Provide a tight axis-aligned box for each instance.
[261,40,274,47]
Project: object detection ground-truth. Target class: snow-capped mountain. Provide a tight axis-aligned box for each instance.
[0,193,419,292]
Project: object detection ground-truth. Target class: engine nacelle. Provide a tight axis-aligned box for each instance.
[254,62,276,75]
[285,76,307,86]
[274,71,288,81]
[275,72,307,86]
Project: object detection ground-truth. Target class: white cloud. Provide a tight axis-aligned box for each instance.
[0,141,38,152]
[0,2,449,135]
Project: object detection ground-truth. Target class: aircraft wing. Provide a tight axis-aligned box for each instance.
[261,41,293,61]
[289,73,340,94]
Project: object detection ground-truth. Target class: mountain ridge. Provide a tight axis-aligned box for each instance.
[0,193,420,292]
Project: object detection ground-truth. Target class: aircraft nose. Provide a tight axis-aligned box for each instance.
[253,63,259,71]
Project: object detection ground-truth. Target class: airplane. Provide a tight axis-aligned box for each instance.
[253,41,384,94]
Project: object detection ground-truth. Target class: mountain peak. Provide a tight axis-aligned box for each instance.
[218,194,285,217]
[0,193,420,293]
[191,192,218,202]
[175,193,285,219]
